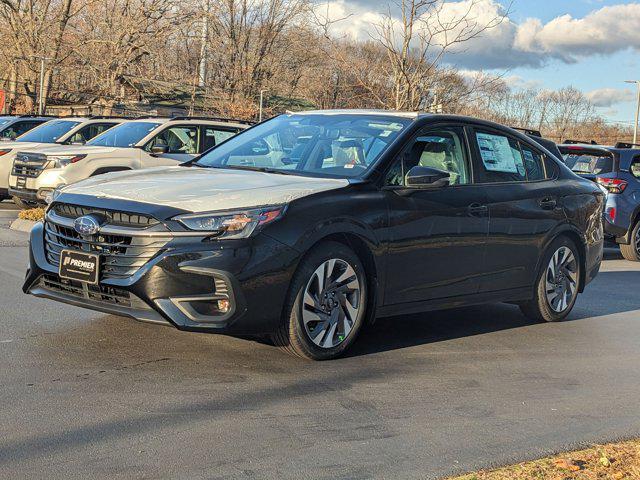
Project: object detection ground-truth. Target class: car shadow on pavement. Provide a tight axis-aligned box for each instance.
[348,303,539,358]
[348,269,640,358]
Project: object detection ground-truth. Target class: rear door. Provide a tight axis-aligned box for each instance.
[469,127,566,293]
[63,122,118,145]
[200,125,240,154]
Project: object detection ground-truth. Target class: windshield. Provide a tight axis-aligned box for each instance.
[195,114,412,178]
[17,120,81,143]
[561,149,613,174]
[88,122,161,148]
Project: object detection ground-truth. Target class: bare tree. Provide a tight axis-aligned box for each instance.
[370,0,505,110]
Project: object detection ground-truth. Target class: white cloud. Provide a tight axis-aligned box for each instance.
[515,5,640,62]
[586,88,635,107]
[317,1,640,69]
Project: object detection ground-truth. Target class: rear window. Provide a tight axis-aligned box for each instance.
[560,149,613,175]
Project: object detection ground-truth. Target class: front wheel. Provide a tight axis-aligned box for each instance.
[272,241,368,360]
[620,221,640,262]
[520,237,581,322]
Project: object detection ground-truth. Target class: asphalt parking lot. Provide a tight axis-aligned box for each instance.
[1,202,640,479]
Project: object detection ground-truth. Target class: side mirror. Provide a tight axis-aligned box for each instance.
[151,144,169,155]
[405,166,450,189]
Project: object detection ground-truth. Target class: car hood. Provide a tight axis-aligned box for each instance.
[0,141,52,152]
[59,166,350,212]
[20,144,123,156]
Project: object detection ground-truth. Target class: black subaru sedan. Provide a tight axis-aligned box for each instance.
[24,111,604,360]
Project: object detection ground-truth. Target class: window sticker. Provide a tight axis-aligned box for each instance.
[477,133,523,174]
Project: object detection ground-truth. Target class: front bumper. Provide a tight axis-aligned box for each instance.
[23,222,300,334]
[9,168,65,203]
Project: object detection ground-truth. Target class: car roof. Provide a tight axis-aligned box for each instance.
[123,117,250,129]
[294,109,421,119]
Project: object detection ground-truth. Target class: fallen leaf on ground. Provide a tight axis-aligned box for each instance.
[553,458,581,471]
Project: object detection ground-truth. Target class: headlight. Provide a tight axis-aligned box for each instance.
[48,154,87,168]
[0,148,12,157]
[45,184,66,205]
[174,205,286,238]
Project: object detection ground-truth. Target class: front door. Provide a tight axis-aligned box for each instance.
[383,125,489,305]
[141,125,201,167]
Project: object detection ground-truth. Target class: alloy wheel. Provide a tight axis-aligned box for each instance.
[545,246,578,313]
[302,258,361,349]
[635,227,640,256]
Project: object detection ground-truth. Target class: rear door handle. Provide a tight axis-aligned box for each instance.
[539,197,557,210]
[467,203,488,216]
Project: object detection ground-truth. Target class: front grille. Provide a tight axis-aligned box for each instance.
[44,209,171,280]
[52,204,158,228]
[12,152,47,178]
[40,274,133,307]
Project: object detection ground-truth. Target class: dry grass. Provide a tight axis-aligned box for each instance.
[448,439,640,480]
[18,207,45,222]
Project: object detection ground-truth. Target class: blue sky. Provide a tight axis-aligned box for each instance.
[500,0,638,126]
[321,0,640,126]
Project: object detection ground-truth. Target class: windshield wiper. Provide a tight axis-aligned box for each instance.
[194,164,297,175]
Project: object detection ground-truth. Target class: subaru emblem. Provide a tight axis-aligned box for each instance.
[74,215,101,236]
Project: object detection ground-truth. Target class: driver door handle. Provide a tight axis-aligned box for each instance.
[539,197,557,210]
[468,203,488,216]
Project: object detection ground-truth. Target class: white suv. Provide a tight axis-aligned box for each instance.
[8,117,251,207]
[0,117,125,202]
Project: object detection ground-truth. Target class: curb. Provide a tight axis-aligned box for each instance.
[9,218,37,233]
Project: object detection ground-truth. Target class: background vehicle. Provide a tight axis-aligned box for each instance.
[0,115,53,143]
[558,141,640,261]
[8,116,251,207]
[24,111,604,360]
[0,116,125,202]
[514,128,564,161]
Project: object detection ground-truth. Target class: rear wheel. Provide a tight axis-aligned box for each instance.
[520,237,581,322]
[620,221,640,262]
[272,241,368,360]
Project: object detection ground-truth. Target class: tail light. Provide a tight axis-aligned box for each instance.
[597,177,627,194]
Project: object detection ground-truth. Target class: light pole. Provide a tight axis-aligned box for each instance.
[259,89,267,122]
[625,80,640,145]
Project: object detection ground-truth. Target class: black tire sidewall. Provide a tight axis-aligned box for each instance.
[286,242,368,360]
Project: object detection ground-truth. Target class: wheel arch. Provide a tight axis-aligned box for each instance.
[90,166,132,177]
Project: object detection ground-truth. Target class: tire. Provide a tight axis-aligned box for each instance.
[520,236,582,322]
[271,241,368,360]
[12,196,39,210]
[620,221,640,262]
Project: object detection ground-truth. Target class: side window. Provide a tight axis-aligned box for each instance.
[1,121,41,139]
[66,123,114,144]
[519,143,547,181]
[631,157,640,179]
[146,126,199,154]
[202,127,237,152]
[474,130,527,183]
[386,126,470,186]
